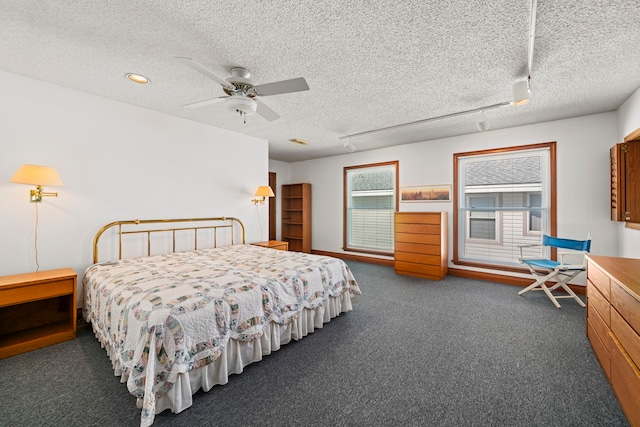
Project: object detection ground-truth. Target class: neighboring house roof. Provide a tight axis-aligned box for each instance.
[351,171,394,191]
[465,156,541,185]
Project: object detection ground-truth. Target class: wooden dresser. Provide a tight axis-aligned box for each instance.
[394,212,448,280]
[586,255,640,425]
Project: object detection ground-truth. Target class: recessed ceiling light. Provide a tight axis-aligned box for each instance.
[289,138,310,145]
[126,73,150,84]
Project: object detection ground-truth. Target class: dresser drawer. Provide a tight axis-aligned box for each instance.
[395,232,441,245]
[611,280,640,335]
[395,213,441,225]
[610,335,640,426]
[395,242,441,255]
[395,252,441,265]
[588,302,612,354]
[395,223,441,235]
[588,280,610,327]
[612,308,640,370]
[587,260,611,301]
[394,261,443,279]
[587,315,611,379]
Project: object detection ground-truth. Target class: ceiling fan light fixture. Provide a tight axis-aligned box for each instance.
[225,96,257,116]
[512,80,529,106]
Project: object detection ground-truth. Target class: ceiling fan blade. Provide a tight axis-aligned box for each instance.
[253,77,309,96]
[255,99,281,121]
[182,96,228,108]
[176,57,236,91]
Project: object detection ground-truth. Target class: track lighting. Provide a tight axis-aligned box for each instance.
[343,139,356,152]
[476,111,489,131]
[512,80,530,106]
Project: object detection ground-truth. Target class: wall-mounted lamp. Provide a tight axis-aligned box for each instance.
[10,164,64,202]
[251,185,275,205]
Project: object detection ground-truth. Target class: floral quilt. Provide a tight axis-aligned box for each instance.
[83,244,360,426]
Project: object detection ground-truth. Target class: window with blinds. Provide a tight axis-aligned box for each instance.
[344,161,398,255]
[454,143,556,268]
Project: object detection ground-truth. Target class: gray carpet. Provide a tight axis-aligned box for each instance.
[0,261,629,426]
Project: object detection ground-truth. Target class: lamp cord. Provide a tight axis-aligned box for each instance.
[34,202,40,272]
[255,204,264,242]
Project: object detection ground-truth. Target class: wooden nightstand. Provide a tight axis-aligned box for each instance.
[252,240,289,251]
[0,268,77,359]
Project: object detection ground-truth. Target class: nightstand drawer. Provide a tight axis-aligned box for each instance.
[0,278,74,307]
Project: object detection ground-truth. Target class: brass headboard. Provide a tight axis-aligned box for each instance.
[92,216,245,264]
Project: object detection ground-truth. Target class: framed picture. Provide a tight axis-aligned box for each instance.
[400,184,451,202]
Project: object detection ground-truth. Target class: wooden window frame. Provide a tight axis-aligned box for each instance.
[453,142,557,273]
[343,160,399,256]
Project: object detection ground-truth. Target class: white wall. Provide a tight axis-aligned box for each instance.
[285,112,619,275]
[616,86,640,258]
[0,71,270,300]
[268,159,292,240]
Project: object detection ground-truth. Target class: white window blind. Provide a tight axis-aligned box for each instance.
[345,163,397,253]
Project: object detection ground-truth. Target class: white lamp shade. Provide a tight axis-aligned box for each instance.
[254,186,275,198]
[10,164,63,186]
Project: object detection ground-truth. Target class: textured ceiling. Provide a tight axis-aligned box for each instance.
[1,1,639,162]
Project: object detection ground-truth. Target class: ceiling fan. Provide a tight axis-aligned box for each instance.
[177,57,309,123]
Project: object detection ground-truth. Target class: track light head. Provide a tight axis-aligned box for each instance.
[512,80,530,106]
[476,111,489,131]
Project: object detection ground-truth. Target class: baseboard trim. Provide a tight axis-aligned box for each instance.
[310,250,585,295]
[447,267,586,295]
[310,250,394,267]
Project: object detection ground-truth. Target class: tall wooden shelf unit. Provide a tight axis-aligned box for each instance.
[281,183,311,253]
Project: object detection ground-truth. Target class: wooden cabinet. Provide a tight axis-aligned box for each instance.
[0,268,77,359]
[394,212,448,280]
[611,136,640,222]
[252,240,289,251]
[586,255,640,425]
[281,183,311,253]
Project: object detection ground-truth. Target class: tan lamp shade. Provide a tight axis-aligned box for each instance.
[254,186,275,198]
[10,164,64,187]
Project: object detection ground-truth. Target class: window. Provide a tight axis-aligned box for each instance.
[453,143,556,269]
[467,194,498,240]
[344,161,398,255]
[527,192,542,233]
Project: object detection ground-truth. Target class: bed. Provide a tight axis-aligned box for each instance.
[82,217,361,426]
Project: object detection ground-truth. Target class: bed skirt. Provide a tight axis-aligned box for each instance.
[94,290,355,426]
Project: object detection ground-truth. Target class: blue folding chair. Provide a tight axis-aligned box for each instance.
[518,234,591,308]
